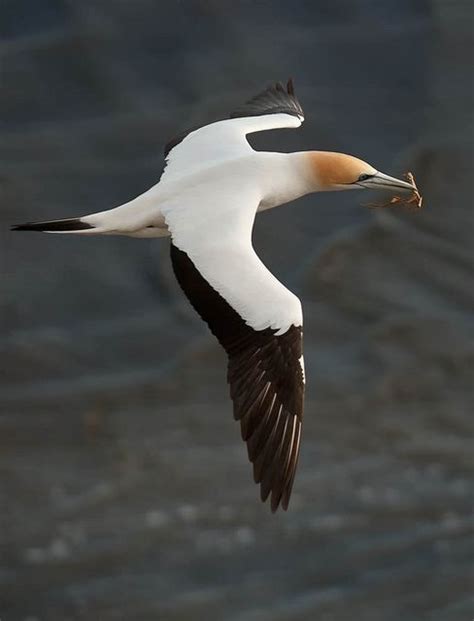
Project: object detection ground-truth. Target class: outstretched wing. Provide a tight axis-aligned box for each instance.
[162,80,304,183]
[164,186,305,512]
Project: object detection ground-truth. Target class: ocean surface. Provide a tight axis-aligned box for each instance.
[1,1,473,619]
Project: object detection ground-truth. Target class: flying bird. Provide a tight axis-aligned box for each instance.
[12,80,416,512]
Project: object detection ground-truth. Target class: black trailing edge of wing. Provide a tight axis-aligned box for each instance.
[170,243,304,512]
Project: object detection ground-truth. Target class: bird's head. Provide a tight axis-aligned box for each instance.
[309,151,415,194]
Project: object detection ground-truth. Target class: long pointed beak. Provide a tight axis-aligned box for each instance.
[361,171,416,193]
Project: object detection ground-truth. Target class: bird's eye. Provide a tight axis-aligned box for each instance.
[358,173,372,182]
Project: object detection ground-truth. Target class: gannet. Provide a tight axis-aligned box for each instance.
[12,80,416,512]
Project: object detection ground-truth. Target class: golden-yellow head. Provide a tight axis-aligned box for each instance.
[308,151,415,193]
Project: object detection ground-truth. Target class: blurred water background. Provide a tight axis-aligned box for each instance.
[1,1,473,619]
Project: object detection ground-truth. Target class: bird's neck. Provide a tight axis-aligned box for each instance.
[258,151,324,212]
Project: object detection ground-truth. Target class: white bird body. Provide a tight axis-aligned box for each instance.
[83,115,312,238]
[12,81,416,511]
[161,150,310,333]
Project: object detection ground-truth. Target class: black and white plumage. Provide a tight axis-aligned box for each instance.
[12,79,417,511]
[171,244,304,511]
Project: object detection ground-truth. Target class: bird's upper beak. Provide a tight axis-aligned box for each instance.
[359,171,416,193]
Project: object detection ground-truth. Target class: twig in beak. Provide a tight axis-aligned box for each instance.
[364,171,423,210]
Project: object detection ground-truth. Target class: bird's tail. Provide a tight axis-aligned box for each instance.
[11,217,97,233]
[11,188,169,236]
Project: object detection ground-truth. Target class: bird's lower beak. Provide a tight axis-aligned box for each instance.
[361,171,416,193]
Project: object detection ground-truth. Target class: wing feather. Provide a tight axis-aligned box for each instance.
[170,244,304,512]
[163,81,306,510]
[162,80,304,183]
[230,79,304,120]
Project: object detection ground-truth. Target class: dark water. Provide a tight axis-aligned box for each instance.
[1,2,473,619]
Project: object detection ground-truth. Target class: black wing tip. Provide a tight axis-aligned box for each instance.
[257,463,294,513]
[170,244,303,515]
[11,219,93,232]
[269,78,295,94]
[270,495,283,513]
[230,78,304,120]
[165,78,302,157]
[270,500,288,513]
[264,488,290,513]
[264,483,292,513]
[272,78,295,95]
